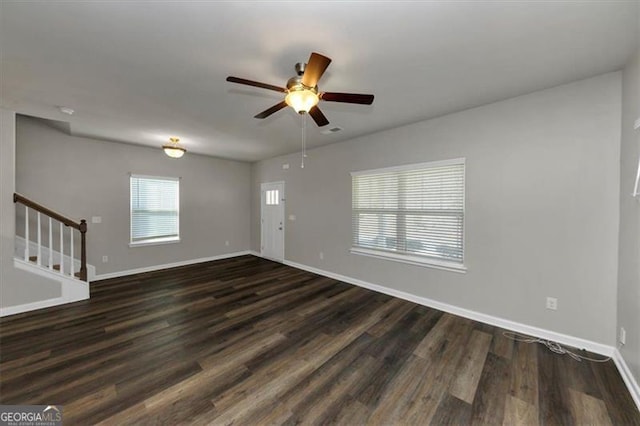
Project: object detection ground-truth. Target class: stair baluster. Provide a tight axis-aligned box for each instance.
[48,217,53,270]
[69,225,74,278]
[36,212,42,266]
[59,221,64,275]
[24,206,29,262]
[13,193,87,282]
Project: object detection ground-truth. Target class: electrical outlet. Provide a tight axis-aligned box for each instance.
[319,252,324,260]
[620,327,626,345]
[546,297,558,310]
[225,240,229,246]
[102,255,108,263]
[92,216,102,224]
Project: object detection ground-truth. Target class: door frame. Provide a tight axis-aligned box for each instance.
[260,181,285,262]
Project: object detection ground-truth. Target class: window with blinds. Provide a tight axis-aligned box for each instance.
[130,175,180,245]
[351,158,465,271]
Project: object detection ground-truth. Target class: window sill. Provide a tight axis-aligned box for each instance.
[129,237,180,248]
[350,247,467,274]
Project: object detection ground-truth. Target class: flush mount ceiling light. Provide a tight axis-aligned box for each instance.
[163,137,186,158]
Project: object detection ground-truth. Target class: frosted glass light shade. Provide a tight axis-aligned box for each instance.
[285,89,319,113]
[162,137,186,158]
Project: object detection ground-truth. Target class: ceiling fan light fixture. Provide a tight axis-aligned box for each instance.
[285,89,319,114]
[163,137,186,158]
[226,52,373,126]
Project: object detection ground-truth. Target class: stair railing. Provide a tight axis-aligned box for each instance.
[13,193,87,281]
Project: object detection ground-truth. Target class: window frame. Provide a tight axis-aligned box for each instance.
[350,158,467,273]
[129,174,181,247]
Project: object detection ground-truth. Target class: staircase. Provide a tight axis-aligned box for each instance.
[29,256,80,277]
[11,193,91,312]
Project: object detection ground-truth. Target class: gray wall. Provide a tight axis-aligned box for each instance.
[1,109,61,308]
[251,73,622,345]
[16,115,251,276]
[618,47,640,381]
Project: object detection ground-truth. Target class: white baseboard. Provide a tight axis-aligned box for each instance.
[3,258,90,317]
[2,251,253,317]
[0,296,68,317]
[613,349,640,411]
[274,256,640,407]
[92,251,252,281]
[1,280,90,317]
[273,258,614,356]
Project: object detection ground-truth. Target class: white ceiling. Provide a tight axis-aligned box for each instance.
[1,1,637,162]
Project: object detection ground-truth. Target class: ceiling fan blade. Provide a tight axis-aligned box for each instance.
[254,101,288,119]
[321,92,374,105]
[226,76,286,93]
[301,52,332,88]
[308,106,329,127]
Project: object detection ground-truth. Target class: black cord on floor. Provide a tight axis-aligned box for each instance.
[502,331,611,363]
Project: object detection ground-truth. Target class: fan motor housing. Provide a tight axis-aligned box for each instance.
[286,76,318,94]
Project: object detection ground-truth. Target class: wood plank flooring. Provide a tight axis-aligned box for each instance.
[1,255,638,425]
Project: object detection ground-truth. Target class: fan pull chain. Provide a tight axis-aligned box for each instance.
[303,114,308,159]
[301,113,307,168]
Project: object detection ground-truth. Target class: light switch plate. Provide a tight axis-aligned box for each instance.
[92,216,102,224]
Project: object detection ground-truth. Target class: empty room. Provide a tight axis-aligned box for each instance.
[1,1,639,424]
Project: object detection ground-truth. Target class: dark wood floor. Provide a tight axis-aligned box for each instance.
[1,255,638,425]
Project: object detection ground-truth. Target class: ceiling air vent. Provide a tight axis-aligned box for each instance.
[320,126,343,135]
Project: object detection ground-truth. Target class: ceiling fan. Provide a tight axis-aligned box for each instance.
[226,52,374,127]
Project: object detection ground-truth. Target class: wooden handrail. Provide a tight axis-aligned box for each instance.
[13,193,81,229]
[13,193,88,281]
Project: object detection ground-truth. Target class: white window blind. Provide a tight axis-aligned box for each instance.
[352,159,465,269]
[130,175,180,244]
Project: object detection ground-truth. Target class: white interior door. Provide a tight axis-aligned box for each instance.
[261,181,285,262]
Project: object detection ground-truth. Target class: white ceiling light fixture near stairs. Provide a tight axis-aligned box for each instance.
[163,137,186,159]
